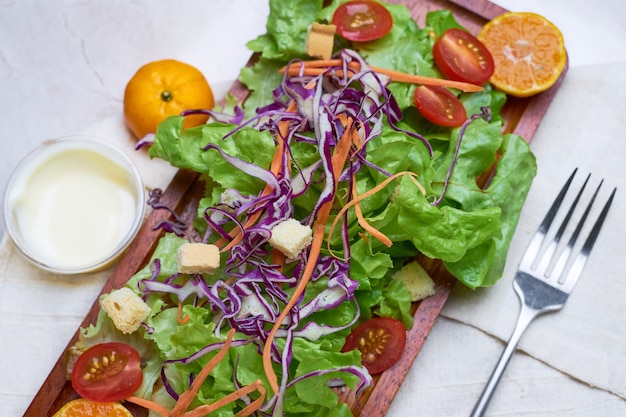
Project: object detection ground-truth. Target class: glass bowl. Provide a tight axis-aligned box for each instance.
[3,136,146,274]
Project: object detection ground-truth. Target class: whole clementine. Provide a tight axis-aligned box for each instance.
[478,12,566,97]
[123,59,214,139]
[52,398,133,417]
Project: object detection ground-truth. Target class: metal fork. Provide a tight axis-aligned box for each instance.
[470,168,617,417]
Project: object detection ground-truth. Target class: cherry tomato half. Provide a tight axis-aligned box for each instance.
[433,28,495,85]
[341,317,406,375]
[71,342,143,402]
[332,0,393,43]
[413,85,467,127]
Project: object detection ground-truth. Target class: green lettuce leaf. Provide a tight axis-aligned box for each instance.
[445,134,536,287]
[246,0,325,61]
[238,58,285,117]
[149,117,275,196]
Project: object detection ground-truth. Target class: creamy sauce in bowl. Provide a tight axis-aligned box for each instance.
[4,137,145,273]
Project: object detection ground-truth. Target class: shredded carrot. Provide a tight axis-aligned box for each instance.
[351,177,393,247]
[126,378,265,417]
[126,396,171,417]
[185,380,266,417]
[280,60,484,92]
[127,329,257,417]
[272,248,286,273]
[348,123,391,247]
[262,117,355,395]
[216,100,299,253]
[367,64,483,92]
[351,122,365,153]
[177,301,191,325]
[328,170,427,256]
[287,58,343,68]
[234,381,266,417]
[324,126,393,260]
[170,329,236,416]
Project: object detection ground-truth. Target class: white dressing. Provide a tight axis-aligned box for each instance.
[4,138,145,273]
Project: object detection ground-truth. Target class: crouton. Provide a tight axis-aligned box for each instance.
[176,242,220,274]
[306,22,336,59]
[268,218,313,259]
[100,287,151,334]
[393,261,436,302]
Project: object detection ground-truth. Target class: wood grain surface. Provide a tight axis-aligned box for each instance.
[23,0,567,415]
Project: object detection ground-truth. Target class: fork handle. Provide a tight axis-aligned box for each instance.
[470,304,540,417]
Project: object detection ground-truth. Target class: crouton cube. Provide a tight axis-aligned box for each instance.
[100,287,151,334]
[393,261,436,302]
[176,242,221,274]
[269,218,313,259]
[306,22,336,59]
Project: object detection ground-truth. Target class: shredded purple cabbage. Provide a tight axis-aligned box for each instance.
[140,48,489,413]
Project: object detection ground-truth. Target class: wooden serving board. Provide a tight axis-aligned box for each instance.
[24,0,567,416]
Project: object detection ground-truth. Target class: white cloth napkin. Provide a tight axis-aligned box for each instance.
[442,61,626,400]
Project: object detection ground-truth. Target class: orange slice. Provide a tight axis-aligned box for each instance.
[52,398,133,417]
[478,12,566,97]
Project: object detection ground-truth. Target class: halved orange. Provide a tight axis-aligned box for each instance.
[124,59,215,140]
[478,12,566,97]
[52,398,133,417]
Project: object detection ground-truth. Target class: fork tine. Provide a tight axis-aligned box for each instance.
[536,172,590,274]
[580,187,616,256]
[519,168,577,269]
[550,178,602,281]
[559,186,617,293]
[537,168,578,236]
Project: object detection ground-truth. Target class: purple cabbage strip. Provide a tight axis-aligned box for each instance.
[431,106,492,206]
[203,143,281,192]
[147,188,192,238]
[180,105,246,126]
[286,364,372,392]
[135,133,155,150]
[159,337,255,401]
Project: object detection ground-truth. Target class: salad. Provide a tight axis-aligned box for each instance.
[66,0,537,416]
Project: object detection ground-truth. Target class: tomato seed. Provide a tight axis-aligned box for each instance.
[82,352,126,382]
